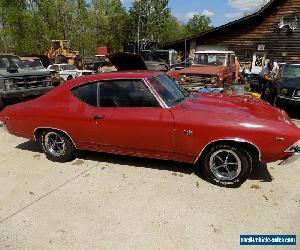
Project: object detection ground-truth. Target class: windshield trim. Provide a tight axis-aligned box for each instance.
[147,74,188,108]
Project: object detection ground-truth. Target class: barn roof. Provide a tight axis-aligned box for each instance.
[163,0,284,47]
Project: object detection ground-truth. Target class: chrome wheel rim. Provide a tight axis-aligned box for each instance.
[209,149,242,181]
[44,132,66,157]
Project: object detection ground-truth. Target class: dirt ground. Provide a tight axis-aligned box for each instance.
[0,121,299,250]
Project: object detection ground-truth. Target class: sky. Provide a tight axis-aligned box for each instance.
[121,0,270,27]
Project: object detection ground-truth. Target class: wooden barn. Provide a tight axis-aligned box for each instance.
[162,0,300,71]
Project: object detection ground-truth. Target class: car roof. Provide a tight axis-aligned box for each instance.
[64,71,162,89]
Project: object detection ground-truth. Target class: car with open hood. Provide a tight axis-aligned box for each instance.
[276,62,300,108]
[0,66,299,187]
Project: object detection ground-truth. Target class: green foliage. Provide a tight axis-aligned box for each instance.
[0,0,212,56]
[186,14,212,35]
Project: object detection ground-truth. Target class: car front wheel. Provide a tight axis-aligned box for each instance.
[39,130,76,162]
[201,144,252,187]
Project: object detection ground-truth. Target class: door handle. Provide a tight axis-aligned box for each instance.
[92,114,105,120]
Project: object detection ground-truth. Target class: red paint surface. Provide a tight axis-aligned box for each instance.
[1,71,300,164]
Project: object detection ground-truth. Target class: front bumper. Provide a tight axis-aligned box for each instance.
[0,121,8,133]
[0,86,54,99]
[279,141,300,165]
[277,95,300,107]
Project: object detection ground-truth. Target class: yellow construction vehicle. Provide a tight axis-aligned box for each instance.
[46,40,82,68]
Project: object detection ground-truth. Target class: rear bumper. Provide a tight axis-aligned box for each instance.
[1,86,54,99]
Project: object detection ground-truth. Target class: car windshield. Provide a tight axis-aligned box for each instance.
[0,55,25,69]
[60,64,77,71]
[282,64,300,77]
[148,74,187,107]
[193,54,227,66]
[23,60,44,69]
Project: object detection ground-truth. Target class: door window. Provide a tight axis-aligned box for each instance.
[71,82,98,107]
[99,80,160,108]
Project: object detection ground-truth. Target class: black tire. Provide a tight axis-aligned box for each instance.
[200,144,252,187]
[39,130,76,162]
[67,75,73,81]
[0,98,5,111]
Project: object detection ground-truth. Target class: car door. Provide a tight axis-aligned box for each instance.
[91,79,175,160]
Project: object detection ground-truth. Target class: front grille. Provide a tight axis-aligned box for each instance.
[9,75,51,90]
[185,74,211,84]
[281,88,300,97]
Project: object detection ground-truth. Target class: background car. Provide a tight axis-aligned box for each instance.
[168,50,234,92]
[0,54,52,110]
[1,69,300,188]
[276,61,300,108]
[47,63,93,81]
[20,56,46,71]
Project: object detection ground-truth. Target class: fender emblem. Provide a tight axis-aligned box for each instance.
[183,129,193,136]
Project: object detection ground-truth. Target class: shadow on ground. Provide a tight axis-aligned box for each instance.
[16,140,273,184]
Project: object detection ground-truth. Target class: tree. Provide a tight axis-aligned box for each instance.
[186,14,212,36]
[128,0,181,44]
[0,0,210,56]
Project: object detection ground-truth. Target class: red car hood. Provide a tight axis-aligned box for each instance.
[182,93,291,122]
[179,65,228,75]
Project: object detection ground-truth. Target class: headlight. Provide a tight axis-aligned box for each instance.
[295,90,300,96]
[180,74,186,82]
[4,79,13,91]
[210,76,217,85]
[4,79,13,85]
[281,88,288,95]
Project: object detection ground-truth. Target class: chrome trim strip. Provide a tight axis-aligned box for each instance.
[277,95,300,102]
[284,140,300,153]
[142,79,168,109]
[193,138,262,164]
[33,127,77,149]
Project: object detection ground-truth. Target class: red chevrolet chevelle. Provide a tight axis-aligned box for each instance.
[1,71,300,187]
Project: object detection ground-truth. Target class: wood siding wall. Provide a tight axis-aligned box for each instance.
[196,0,300,63]
[164,0,300,65]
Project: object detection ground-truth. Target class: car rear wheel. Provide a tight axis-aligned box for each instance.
[67,75,73,81]
[201,144,252,187]
[39,130,76,162]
